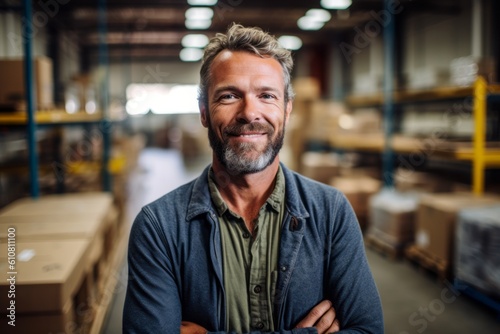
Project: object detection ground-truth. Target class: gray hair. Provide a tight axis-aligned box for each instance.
[198,23,295,107]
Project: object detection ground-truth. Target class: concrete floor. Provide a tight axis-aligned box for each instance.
[102,148,500,334]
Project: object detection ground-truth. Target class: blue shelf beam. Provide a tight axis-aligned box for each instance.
[382,0,396,188]
[23,0,40,199]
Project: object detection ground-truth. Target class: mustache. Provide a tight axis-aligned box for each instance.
[224,122,274,136]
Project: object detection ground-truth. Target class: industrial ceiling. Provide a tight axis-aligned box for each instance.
[1,0,461,61]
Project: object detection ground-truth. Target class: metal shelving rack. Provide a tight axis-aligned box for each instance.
[7,0,114,198]
[334,0,500,196]
[342,78,500,195]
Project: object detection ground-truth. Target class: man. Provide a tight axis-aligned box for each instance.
[123,24,383,334]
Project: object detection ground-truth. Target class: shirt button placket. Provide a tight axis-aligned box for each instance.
[255,321,265,330]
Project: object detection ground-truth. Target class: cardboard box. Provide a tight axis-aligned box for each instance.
[331,176,381,230]
[394,168,453,193]
[0,215,105,266]
[0,299,81,334]
[0,239,91,313]
[455,206,500,298]
[0,194,118,263]
[367,190,420,247]
[329,132,385,152]
[0,214,104,241]
[305,100,347,142]
[300,152,340,184]
[293,77,321,101]
[0,57,54,110]
[338,166,381,179]
[415,193,500,266]
[0,192,113,217]
[350,108,382,133]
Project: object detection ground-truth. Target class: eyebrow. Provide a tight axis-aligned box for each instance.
[212,85,241,97]
[212,85,282,97]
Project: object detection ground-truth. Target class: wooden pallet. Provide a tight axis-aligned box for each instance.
[405,245,450,282]
[365,234,405,260]
[89,223,129,334]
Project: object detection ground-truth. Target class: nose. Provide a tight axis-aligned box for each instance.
[236,96,261,123]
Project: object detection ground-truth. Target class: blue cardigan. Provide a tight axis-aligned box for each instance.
[123,164,383,334]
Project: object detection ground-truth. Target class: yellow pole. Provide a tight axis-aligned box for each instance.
[473,76,487,195]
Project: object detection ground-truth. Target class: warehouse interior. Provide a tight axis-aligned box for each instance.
[1,0,500,333]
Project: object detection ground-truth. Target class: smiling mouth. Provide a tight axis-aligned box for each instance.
[232,132,266,137]
[224,123,273,139]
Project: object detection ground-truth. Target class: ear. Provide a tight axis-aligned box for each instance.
[199,100,209,128]
[284,100,292,125]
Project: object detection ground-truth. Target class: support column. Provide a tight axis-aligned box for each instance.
[23,0,40,198]
[382,0,396,188]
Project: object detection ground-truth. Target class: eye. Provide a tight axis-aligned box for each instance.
[218,93,238,101]
[260,93,276,100]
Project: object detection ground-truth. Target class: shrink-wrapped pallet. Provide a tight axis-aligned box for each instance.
[455,206,500,298]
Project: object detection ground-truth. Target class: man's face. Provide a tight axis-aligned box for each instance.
[200,50,292,175]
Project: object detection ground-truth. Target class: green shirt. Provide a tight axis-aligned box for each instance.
[208,167,286,333]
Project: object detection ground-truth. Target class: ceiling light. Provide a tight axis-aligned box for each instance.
[278,36,303,50]
[188,0,218,5]
[185,7,214,20]
[180,47,204,62]
[182,34,209,48]
[297,16,325,31]
[321,0,352,10]
[306,9,332,22]
[185,19,212,30]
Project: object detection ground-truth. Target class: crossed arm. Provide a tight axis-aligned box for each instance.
[181,300,340,334]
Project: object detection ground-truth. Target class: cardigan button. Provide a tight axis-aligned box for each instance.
[255,322,264,329]
[253,285,262,293]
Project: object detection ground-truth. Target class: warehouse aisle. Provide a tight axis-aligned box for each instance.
[103,148,500,334]
[102,148,208,334]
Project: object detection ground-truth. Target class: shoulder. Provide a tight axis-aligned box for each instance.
[129,177,202,250]
[140,178,202,228]
[146,181,195,211]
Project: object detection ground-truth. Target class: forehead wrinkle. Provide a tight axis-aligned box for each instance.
[209,51,286,98]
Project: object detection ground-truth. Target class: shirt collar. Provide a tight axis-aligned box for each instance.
[207,166,285,218]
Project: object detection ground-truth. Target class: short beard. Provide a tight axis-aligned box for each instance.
[207,118,285,175]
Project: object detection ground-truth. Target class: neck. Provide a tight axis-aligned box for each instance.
[211,156,280,230]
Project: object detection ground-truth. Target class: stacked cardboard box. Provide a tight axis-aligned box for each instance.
[331,176,381,231]
[455,206,500,298]
[0,192,120,334]
[414,193,500,272]
[0,57,54,111]
[394,168,453,193]
[293,77,321,101]
[367,189,420,248]
[304,100,348,143]
[0,239,92,333]
[300,152,340,184]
